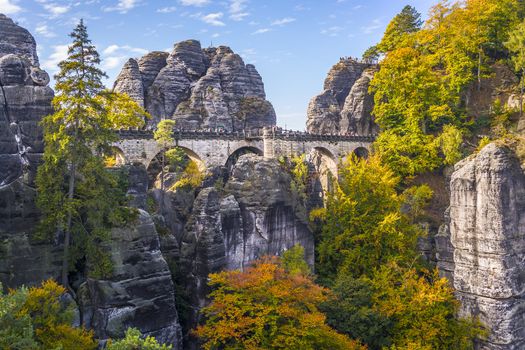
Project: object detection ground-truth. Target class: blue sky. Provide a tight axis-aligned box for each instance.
[1,0,436,129]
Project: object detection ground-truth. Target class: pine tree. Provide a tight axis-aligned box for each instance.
[506,20,525,116]
[377,5,422,52]
[153,119,177,213]
[36,20,145,288]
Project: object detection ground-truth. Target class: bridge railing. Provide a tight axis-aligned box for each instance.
[115,128,376,143]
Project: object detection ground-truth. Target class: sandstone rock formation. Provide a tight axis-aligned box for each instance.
[448,143,525,349]
[307,58,378,135]
[0,14,59,289]
[78,210,183,348]
[177,154,314,343]
[114,40,276,131]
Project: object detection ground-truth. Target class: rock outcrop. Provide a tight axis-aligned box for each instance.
[78,210,183,349]
[448,143,525,349]
[0,14,58,289]
[178,154,314,343]
[114,40,276,131]
[307,58,378,135]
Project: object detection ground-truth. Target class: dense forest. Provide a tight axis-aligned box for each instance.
[2,0,525,349]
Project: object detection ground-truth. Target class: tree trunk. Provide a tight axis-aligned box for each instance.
[62,162,76,288]
[521,69,524,118]
[160,152,165,214]
[477,47,482,91]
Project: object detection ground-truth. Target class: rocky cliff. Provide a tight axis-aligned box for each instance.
[170,155,314,345]
[0,14,60,289]
[307,58,378,135]
[447,143,525,349]
[113,40,276,131]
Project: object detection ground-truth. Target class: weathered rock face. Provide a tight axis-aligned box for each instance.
[78,210,183,349]
[448,143,525,349]
[307,58,378,135]
[0,14,58,289]
[114,40,276,131]
[178,154,314,343]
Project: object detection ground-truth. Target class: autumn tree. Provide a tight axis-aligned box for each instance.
[506,19,525,116]
[106,328,172,350]
[0,280,97,350]
[36,20,145,287]
[195,257,363,350]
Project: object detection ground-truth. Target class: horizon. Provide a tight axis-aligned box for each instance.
[2,0,435,130]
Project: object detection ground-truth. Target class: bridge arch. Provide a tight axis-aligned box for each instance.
[146,146,205,188]
[225,146,264,173]
[307,147,338,201]
[104,146,127,167]
[353,146,369,159]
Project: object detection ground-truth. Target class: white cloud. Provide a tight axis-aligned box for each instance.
[229,0,248,21]
[0,0,22,14]
[42,44,69,72]
[101,44,148,70]
[321,26,343,36]
[201,12,225,26]
[361,18,381,34]
[157,6,176,13]
[252,28,270,35]
[180,0,209,6]
[271,17,295,26]
[104,0,138,13]
[35,24,56,37]
[43,3,70,17]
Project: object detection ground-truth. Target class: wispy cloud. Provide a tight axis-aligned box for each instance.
[43,3,70,17]
[201,12,225,26]
[0,0,22,14]
[271,17,295,26]
[157,6,176,13]
[42,44,69,72]
[104,0,139,14]
[252,28,270,35]
[229,0,248,21]
[180,0,209,7]
[35,23,56,37]
[321,26,343,37]
[361,18,381,34]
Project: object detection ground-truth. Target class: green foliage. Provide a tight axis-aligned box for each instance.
[435,125,464,165]
[315,154,485,349]
[154,120,176,148]
[377,5,422,53]
[36,20,146,283]
[317,154,422,282]
[165,147,189,172]
[195,257,364,350]
[321,275,393,349]
[370,263,487,350]
[369,0,522,177]
[282,245,311,276]
[106,328,172,350]
[170,160,204,191]
[362,45,380,64]
[0,280,97,350]
[0,283,37,350]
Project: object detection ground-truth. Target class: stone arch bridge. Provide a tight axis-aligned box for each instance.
[113,128,374,174]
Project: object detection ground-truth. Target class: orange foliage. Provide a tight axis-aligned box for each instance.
[195,257,364,350]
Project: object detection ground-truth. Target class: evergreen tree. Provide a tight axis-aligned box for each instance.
[36,20,145,287]
[377,5,422,52]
